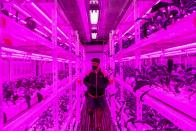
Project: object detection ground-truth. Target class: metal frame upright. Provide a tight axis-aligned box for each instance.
[118,30,125,130]
[0,16,3,129]
[133,0,143,130]
[52,1,58,130]
[75,31,81,127]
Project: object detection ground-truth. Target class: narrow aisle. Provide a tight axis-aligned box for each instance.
[77,100,117,131]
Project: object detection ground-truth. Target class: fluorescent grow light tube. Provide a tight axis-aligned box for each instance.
[13,4,42,25]
[122,56,136,61]
[1,47,27,54]
[44,26,52,33]
[57,27,69,39]
[143,51,162,56]
[31,2,69,40]
[90,10,99,24]
[122,25,135,37]
[1,47,69,62]
[142,0,161,18]
[91,32,97,39]
[32,53,52,58]
[12,53,26,57]
[13,4,66,42]
[31,2,52,23]
[57,37,62,41]
[34,28,48,37]
[122,0,161,37]
[165,42,196,52]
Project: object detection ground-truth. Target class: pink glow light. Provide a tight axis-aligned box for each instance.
[165,42,196,52]
[90,10,99,24]
[31,2,70,41]
[32,53,52,58]
[13,4,42,25]
[1,47,69,62]
[122,0,161,37]
[44,26,52,33]
[123,43,196,60]
[34,28,48,37]
[1,47,27,54]
[91,32,97,39]
[31,2,52,23]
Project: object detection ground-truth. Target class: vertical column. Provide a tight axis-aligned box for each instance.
[109,31,117,126]
[160,49,164,64]
[82,48,86,74]
[68,55,73,106]
[110,30,115,73]
[134,0,143,130]
[75,31,81,126]
[8,57,12,81]
[0,45,3,129]
[134,0,140,42]
[52,1,58,130]
[69,32,73,82]
[118,30,125,130]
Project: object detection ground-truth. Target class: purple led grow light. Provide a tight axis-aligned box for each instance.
[1,47,27,54]
[31,2,52,23]
[13,4,42,26]
[122,0,161,37]
[31,2,70,41]
[165,42,196,52]
[34,28,48,37]
[123,42,196,60]
[1,47,68,62]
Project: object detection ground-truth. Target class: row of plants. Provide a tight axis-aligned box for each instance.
[3,69,69,106]
[58,94,70,130]
[3,75,52,104]
[119,0,196,50]
[58,70,69,80]
[28,105,54,131]
[3,74,54,123]
[28,91,73,130]
[142,104,182,131]
[112,82,182,130]
[122,59,196,100]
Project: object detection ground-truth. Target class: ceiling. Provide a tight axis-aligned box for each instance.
[58,0,132,45]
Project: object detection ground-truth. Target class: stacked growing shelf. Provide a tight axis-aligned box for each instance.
[108,9,196,130]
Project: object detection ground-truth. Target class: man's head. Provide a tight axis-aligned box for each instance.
[91,58,100,70]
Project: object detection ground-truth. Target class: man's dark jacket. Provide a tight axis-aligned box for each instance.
[84,69,109,97]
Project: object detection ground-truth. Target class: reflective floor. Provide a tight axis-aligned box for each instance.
[77,100,117,131]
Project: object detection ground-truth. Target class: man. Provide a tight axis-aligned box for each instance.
[83,58,110,130]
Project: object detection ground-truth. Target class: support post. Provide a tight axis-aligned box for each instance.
[0,43,3,130]
[108,30,117,126]
[160,49,165,65]
[134,0,143,130]
[118,30,125,130]
[52,1,58,130]
[75,31,81,126]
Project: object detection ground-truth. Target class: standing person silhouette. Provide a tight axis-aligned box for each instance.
[83,58,110,131]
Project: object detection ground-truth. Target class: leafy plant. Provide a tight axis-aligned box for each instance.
[136,0,196,38]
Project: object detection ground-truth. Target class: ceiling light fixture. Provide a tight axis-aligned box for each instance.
[123,42,196,60]
[91,32,97,39]
[90,10,99,24]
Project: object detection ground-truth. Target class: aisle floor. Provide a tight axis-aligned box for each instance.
[77,99,117,131]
